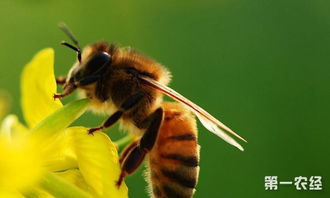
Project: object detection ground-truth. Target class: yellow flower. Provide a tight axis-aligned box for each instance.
[0,49,128,197]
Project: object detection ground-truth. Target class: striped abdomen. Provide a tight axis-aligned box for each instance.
[147,102,200,198]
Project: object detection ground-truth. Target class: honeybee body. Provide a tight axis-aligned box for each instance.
[77,42,171,134]
[148,102,199,198]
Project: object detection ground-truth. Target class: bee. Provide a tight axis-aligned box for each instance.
[54,23,247,197]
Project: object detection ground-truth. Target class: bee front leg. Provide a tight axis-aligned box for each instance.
[53,83,77,99]
[88,92,145,134]
[54,76,78,99]
[116,108,163,187]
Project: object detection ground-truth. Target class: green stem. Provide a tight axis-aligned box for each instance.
[31,99,90,137]
[40,172,92,198]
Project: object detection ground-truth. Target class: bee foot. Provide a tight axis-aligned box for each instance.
[116,177,123,188]
[88,127,103,135]
[115,171,126,188]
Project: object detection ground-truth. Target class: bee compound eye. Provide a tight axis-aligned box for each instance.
[84,52,112,74]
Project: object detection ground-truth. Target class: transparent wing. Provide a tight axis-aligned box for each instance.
[140,76,247,151]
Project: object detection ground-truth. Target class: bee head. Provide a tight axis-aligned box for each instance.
[58,23,112,87]
[54,23,112,99]
[65,48,112,87]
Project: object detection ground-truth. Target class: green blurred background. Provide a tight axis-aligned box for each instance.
[0,0,329,197]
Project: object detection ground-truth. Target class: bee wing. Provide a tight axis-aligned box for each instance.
[140,76,247,151]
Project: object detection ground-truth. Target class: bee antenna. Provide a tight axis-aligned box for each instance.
[61,41,82,63]
[58,23,80,47]
[58,22,82,63]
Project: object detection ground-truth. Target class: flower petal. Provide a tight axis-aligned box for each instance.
[29,99,90,165]
[0,115,28,141]
[21,48,62,128]
[42,132,78,173]
[0,191,24,198]
[67,127,128,198]
[0,136,44,192]
[55,169,89,192]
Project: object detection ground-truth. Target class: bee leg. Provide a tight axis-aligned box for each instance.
[53,83,77,99]
[116,146,147,187]
[88,111,123,135]
[116,108,163,187]
[56,76,66,85]
[88,92,145,134]
[139,108,164,150]
[119,140,139,164]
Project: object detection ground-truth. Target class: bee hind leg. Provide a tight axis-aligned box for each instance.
[119,140,139,164]
[116,107,163,187]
